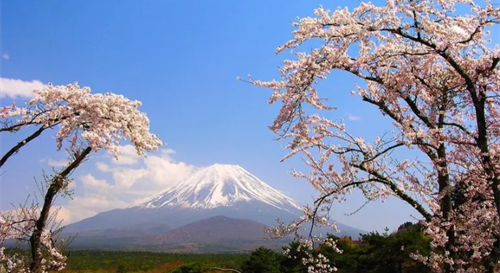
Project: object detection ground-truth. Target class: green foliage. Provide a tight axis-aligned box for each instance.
[279,222,432,273]
[241,247,282,273]
[320,236,363,273]
[115,265,128,273]
[63,250,247,272]
[171,262,202,273]
[49,222,431,273]
[332,222,430,273]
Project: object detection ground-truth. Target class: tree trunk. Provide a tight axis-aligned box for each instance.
[29,147,91,273]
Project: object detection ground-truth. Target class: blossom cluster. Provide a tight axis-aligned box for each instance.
[1,82,162,156]
[283,237,341,273]
[0,208,65,273]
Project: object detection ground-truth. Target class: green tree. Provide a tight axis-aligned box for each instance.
[317,223,431,273]
[280,241,308,273]
[241,247,281,273]
[319,235,367,273]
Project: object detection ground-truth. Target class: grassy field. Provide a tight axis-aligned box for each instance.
[61,250,248,273]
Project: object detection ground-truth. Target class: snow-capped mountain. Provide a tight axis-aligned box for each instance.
[64,164,365,250]
[65,164,303,233]
[137,164,301,212]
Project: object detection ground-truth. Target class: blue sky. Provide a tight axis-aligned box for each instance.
[0,0,436,232]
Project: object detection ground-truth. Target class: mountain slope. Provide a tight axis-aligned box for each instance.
[136,216,268,245]
[65,201,298,232]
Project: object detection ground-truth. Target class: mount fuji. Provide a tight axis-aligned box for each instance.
[139,164,301,212]
[64,164,364,251]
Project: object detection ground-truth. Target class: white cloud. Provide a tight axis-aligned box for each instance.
[2,53,9,60]
[109,145,141,165]
[39,158,69,167]
[143,152,193,188]
[48,159,67,167]
[96,162,111,172]
[63,147,196,223]
[40,158,68,167]
[347,113,362,121]
[0,77,46,99]
[64,196,129,223]
[113,168,148,189]
[53,206,72,225]
[80,174,113,192]
[1,206,72,226]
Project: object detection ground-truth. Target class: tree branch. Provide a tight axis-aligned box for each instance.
[0,126,46,169]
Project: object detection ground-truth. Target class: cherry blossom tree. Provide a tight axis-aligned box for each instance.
[0,83,162,273]
[253,0,500,272]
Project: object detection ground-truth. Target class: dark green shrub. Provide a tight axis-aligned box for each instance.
[171,262,202,273]
[241,247,281,273]
[116,265,128,273]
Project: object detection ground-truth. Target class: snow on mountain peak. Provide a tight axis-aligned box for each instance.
[137,164,301,212]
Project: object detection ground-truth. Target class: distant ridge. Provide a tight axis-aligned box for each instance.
[135,216,268,245]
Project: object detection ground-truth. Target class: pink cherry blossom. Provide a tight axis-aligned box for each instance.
[254,1,500,272]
